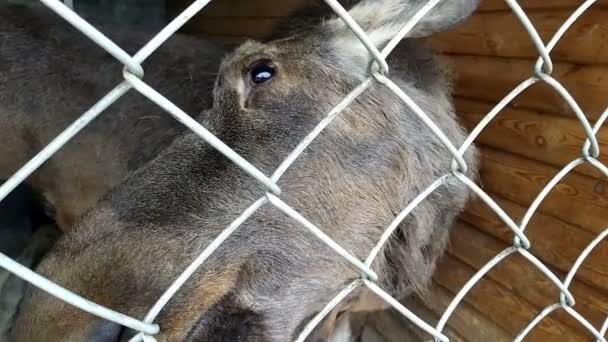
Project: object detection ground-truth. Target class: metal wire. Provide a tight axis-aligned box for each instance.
[1,0,607,341]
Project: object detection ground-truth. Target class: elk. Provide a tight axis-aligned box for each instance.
[6,0,480,341]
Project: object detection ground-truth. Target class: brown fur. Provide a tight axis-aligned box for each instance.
[5,0,480,341]
[0,3,231,231]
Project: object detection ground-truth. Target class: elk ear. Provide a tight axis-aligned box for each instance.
[328,0,479,50]
[186,293,266,342]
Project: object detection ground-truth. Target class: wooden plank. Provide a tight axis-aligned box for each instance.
[364,284,507,342]
[364,307,466,342]
[433,254,587,341]
[477,147,608,231]
[456,98,608,179]
[478,0,608,12]
[431,8,608,64]
[462,193,608,292]
[447,55,608,120]
[448,222,608,332]
[407,283,512,342]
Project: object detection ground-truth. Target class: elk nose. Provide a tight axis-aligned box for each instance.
[90,321,138,342]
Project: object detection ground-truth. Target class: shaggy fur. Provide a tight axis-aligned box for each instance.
[5,0,479,341]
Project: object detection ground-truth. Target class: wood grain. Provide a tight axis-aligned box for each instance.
[477,147,608,231]
[434,254,586,341]
[406,283,512,341]
[447,55,608,120]
[364,306,465,342]
[456,98,608,179]
[448,222,608,332]
[462,193,608,292]
[431,8,608,64]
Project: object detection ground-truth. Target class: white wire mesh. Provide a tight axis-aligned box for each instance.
[0,0,606,341]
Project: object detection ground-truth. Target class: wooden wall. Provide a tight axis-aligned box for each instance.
[169,0,608,340]
[425,1,608,341]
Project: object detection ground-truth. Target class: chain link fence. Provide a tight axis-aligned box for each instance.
[0,0,606,341]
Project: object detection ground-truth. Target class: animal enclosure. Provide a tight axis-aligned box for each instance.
[1,0,607,341]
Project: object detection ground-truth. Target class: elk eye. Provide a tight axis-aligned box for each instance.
[250,60,275,84]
